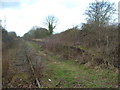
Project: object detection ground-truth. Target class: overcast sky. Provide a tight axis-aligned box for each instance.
[0,0,118,36]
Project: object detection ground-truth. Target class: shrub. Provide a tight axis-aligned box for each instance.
[42,26,118,68]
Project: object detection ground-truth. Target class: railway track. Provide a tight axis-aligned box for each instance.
[23,40,43,88]
[26,54,41,88]
[3,40,43,88]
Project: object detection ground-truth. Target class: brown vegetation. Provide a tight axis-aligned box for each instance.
[39,25,118,68]
[2,28,17,77]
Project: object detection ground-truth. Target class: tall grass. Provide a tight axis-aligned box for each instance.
[2,45,10,77]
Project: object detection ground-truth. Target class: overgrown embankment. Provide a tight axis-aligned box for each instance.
[2,28,18,78]
[34,26,118,68]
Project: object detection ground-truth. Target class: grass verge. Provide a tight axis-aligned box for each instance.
[41,56,118,88]
[30,41,118,88]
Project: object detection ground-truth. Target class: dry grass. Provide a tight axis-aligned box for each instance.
[41,26,118,68]
[2,39,18,77]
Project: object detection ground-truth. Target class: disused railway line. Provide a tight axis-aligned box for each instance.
[3,40,43,88]
[22,40,42,88]
[26,54,41,88]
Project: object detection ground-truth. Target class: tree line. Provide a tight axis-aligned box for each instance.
[23,0,116,40]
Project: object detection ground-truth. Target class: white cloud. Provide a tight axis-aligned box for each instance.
[0,0,118,36]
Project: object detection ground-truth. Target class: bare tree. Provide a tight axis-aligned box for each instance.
[44,15,58,35]
[85,0,116,27]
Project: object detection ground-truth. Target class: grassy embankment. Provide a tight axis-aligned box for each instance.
[29,41,118,88]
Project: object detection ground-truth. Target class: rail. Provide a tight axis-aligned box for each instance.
[26,55,41,88]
